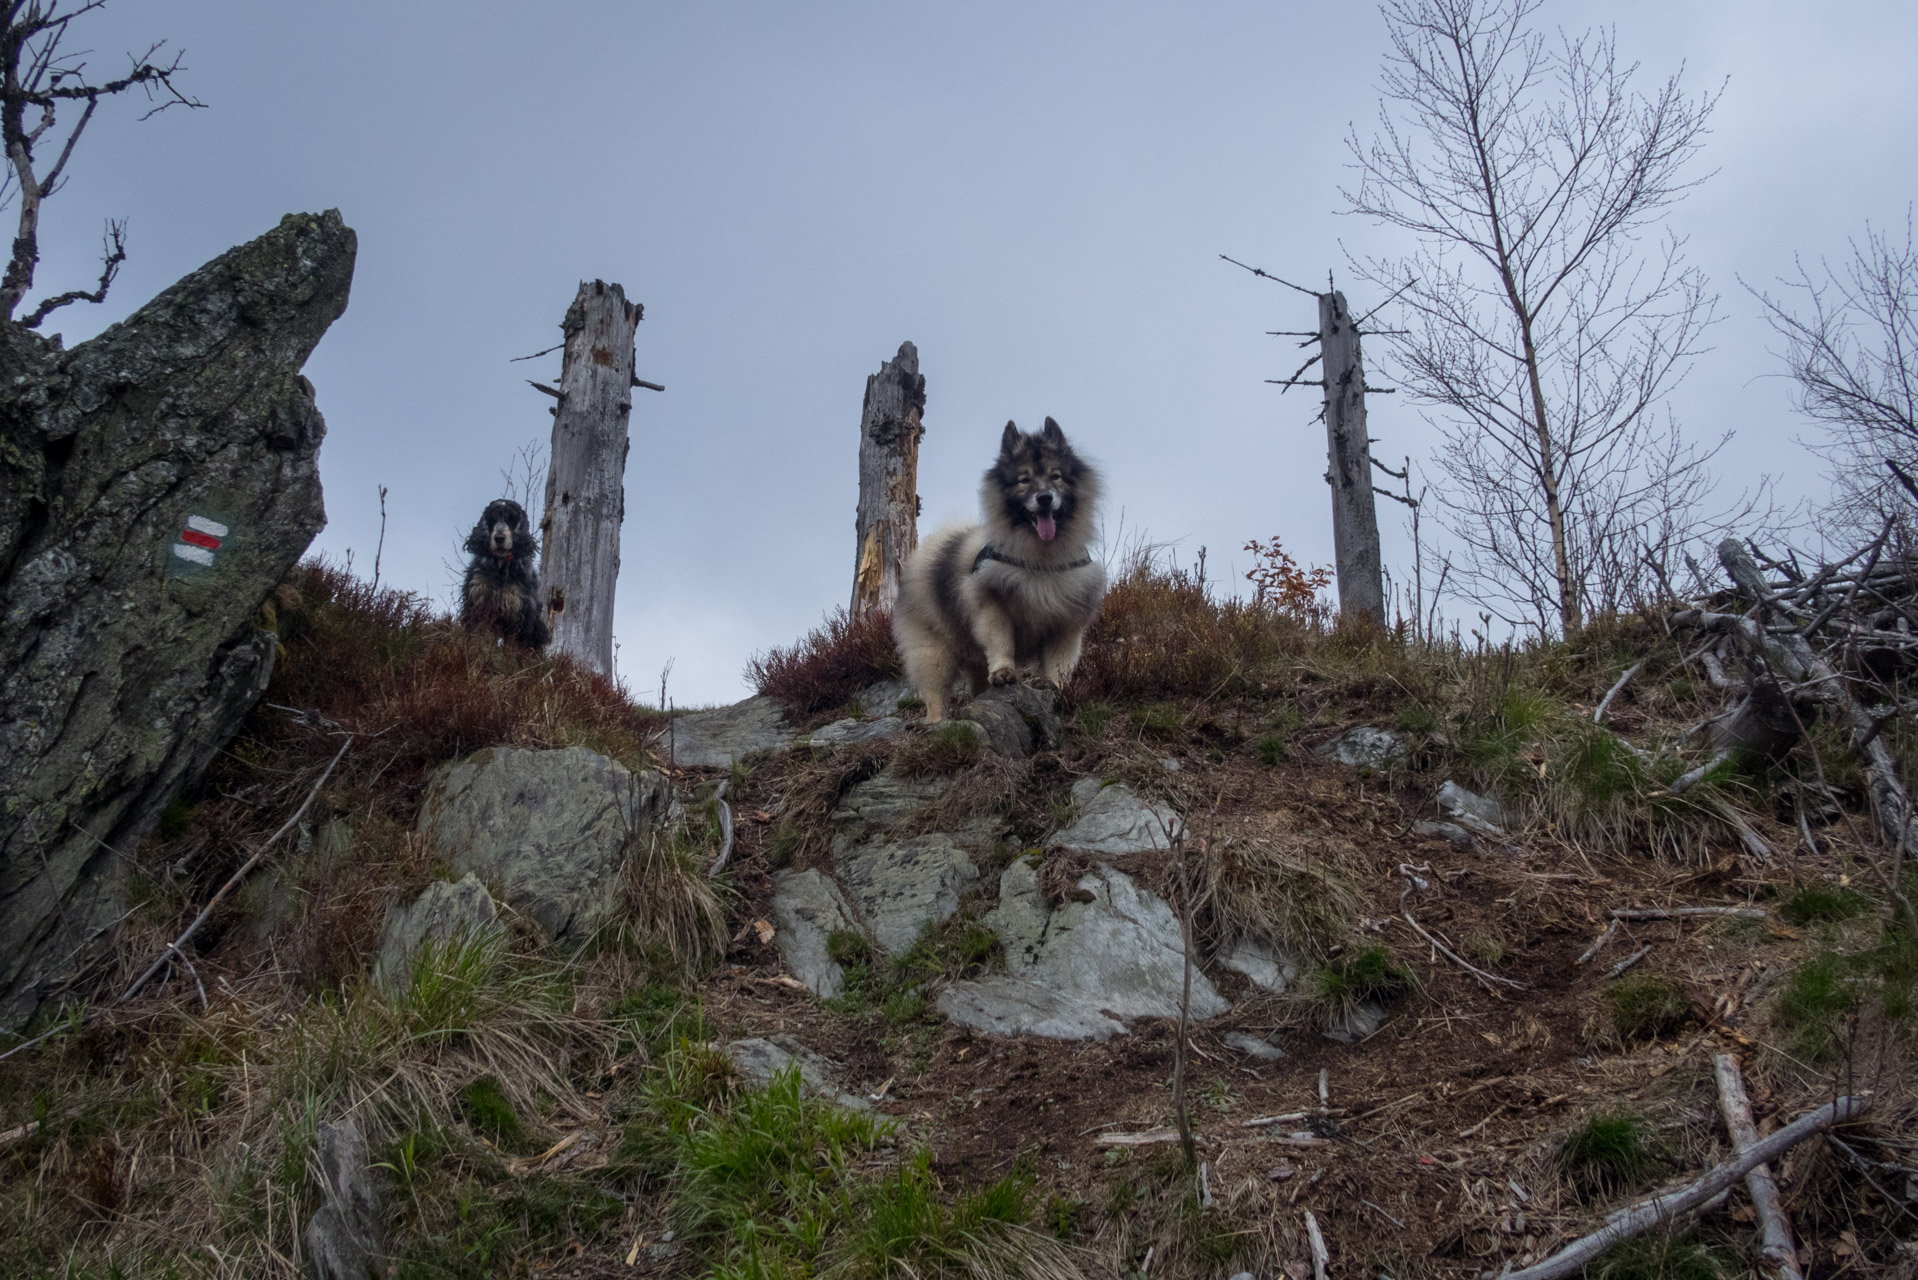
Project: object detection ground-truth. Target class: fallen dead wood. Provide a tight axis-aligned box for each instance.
[1095,1129,1192,1147]
[1610,907,1767,921]
[1487,1094,1866,1280]
[1575,920,1620,965]
[1713,1054,1803,1280]
[1304,1210,1329,1280]
[1607,945,1653,978]
[1594,660,1645,725]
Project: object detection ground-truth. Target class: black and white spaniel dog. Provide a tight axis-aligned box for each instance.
[461,498,551,649]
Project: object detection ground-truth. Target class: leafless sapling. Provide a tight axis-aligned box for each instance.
[1344,0,1731,636]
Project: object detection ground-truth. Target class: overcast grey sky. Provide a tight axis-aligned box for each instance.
[34,0,1918,705]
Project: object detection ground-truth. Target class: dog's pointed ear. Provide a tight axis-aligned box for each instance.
[1041,417,1065,446]
[1000,420,1020,456]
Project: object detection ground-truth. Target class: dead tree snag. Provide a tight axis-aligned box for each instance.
[542,280,641,676]
[851,340,924,619]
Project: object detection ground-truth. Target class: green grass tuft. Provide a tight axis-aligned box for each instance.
[459,1076,521,1145]
[1606,973,1691,1043]
[1775,951,1856,1060]
[1255,731,1286,765]
[1589,1231,1730,1280]
[1075,700,1116,737]
[1562,1109,1654,1197]
[1781,884,1870,924]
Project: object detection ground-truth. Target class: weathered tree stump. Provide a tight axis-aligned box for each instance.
[542,280,640,676]
[851,341,925,619]
[1320,292,1384,621]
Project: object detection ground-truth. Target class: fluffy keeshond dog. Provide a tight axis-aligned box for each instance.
[461,498,552,649]
[893,417,1106,722]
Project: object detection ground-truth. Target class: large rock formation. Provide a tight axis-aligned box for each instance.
[0,212,355,1030]
[416,745,671,946]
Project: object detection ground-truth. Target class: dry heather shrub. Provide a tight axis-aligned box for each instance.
[747,606,903,718]
[1076,557,1301,702]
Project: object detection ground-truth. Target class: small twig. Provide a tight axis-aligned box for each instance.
[1401,884,1526,991]
[1610,907,1767,921]
[119,736,352,1004]
[510,341,564,362]
[1486,1095,1867,1280]
[1594,660,1645,725]
[1361,1198,1406,1229]
[1607,945,1653,979]
[1219,253,1320,298]
[1576,920,1620,965]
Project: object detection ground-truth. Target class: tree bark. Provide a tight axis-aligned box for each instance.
[851,340,925,619]
[1321,292,1384,621]
[542,280,640,676]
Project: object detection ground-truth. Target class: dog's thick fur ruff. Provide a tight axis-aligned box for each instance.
[893,417,1106,722]
[461,498,551,649]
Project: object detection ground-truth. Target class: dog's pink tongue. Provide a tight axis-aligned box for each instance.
[1035,513,1057,542]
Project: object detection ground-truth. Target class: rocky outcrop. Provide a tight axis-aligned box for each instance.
[1051,780,1182,855]
[0,211,355,1030]
[416,746,668,946]
[1315,725,1409,769]
[373,874,501,994]
[667,696,794,768]
[769,869,859,998]
[304,1114,388,1279]
[937,854,1228,1040]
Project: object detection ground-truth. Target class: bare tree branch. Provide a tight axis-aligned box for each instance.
[0,2,202,323]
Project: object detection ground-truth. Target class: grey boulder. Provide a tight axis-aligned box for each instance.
[667,695,794,768]
[956,683,1062,758]
[1437,780,1508,836]
[725,1034,870,1111]
[808,715,907,749]
[304,1115,388,1279]
[1051,782,1182,855]
[373,874,500,994]
[1221,936,1300,993]
[1315,726,1409,770]
[837,833,978,955]
[938,856,1227,1040]
[1222,1031,1285,1061]
[769,869,859,997]
[417,746,667,946]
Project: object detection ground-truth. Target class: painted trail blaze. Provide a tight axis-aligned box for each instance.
[171,514,229,569]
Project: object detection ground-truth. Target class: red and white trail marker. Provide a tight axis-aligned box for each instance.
[171,514,228,568]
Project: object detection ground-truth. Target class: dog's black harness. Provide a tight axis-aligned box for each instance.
[971,543,1093,574]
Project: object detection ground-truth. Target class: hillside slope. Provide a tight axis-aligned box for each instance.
[2,557,1914,1280]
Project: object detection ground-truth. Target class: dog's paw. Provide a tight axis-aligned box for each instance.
[1029,674,1059,691]
[988,666,1017,686]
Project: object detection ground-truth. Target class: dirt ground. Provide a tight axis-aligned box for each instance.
[695,741,1918,1280]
